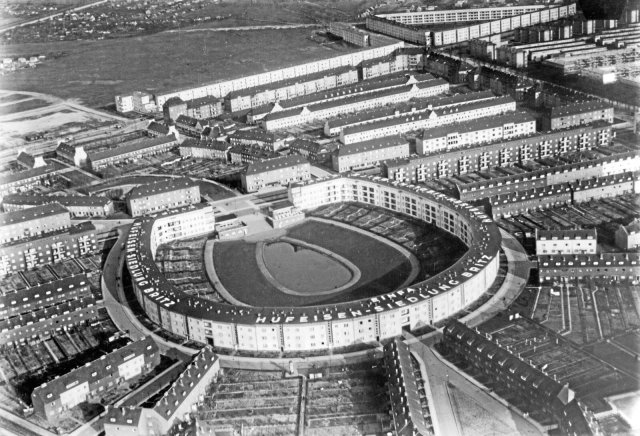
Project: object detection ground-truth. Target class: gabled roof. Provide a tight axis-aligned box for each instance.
[2,194,111,209]
[152,347,218,420]
[89,135,176,162]
[536,229,597,241]
[176,115,200,127]
[621,218,640,235]
[32,337,158,401]
[128,178,198,200]
[338,135,407,157]
[16,152,35,168]
[163,97,185,108]
[230,128,276,142]
[147,122,170,135]
[186,95,222,108]
[180,138,229,152]
[225,66,355,99]
[0,164,62,187]
[547,100,612,118]
[56,142,82,156]
[422,111,536,140]
[0,202,69,227]
[245,155,308,175]
[289,138,321,154]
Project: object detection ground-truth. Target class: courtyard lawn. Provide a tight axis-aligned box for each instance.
[212,220,414,307]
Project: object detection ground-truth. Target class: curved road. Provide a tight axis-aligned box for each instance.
[460,229,533,327]
[100,224,198,355]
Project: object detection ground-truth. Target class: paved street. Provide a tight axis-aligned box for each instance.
[461,229,533,327]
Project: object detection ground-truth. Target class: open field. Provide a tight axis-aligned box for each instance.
[1,27,359,108]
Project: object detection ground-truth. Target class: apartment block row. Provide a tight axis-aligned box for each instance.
[117,43,404,113]
[457,148,640,202]
[224,66,359,112]
[2,193,114,218]
[324,90,498,137]
[535,229,598,255]
[162,95,224,122]
[538,252,640,280]
[104,347,220,436]
[333,135,409,173]
[0,273,91,321]
[367,4,576,46]
[488,171,639,219]
[0,164,63,201]
[383,121,612,183]
[262,80,449,131]
[383,339,433,436]
[341,95,516,144]
[0,296,102,345]
[31,337,160,423]
[126,178,201,217]
[241,155,311,193]
[541,100,614,131]
[442,321,601,436]
[249,71,433,124]
[0,204,98,276]
[417,111,537,155]
[56,135,179,172]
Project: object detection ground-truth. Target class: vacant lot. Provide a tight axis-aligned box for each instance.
[1,27,359,108]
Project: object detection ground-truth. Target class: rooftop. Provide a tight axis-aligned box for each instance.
[245,155,309,175]
[2,193,111,209]
[0,203,69,227]
[343,95,514,135]
[32,337,158,401]
[129,178,198,200]
[547,100,613,118]
[225,66,356,99]
[0,164,63,187]
[338,135,408,157]
[422,111,536,140]
[89,135,177,162]
[536,228,597,240]
[152,347,218,419]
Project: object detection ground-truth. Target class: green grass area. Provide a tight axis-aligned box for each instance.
[1,28,359,108]
[0,98,49,115]
[213,220,414,306]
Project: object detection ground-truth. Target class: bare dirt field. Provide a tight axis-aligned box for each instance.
[0,27,359,108]
[0,89,123,152]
